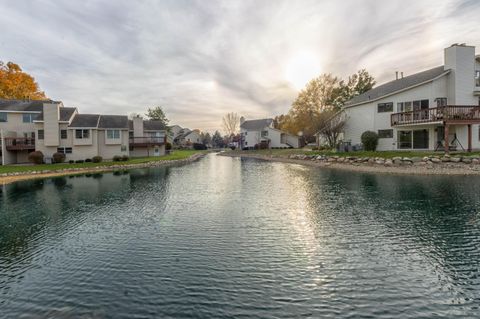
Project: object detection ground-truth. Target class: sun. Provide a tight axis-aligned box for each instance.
[285,51,322,90]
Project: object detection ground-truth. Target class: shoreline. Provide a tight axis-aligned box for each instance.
[0,153,206,185]
[220,152,480,175]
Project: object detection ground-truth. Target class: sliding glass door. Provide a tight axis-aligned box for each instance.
[398,129,429,149]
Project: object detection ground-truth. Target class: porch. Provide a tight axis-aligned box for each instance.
[129,136,166,147]
[3,138,36,151]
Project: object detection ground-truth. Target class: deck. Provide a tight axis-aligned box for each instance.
[3,138,35,151]
[391,105,480,126]
[129,137,166,147]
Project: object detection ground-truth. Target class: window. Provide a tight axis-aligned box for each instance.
[38,129,44,140]
[398,131,412,149]
[129,131,134,138]
[75,129,89,139]
[261,130,268,137]
[378,129,393,138]
[22,113,36,123]
[60,130,68,139]
[435,98,447,107]
[413,129,429,149]
[397,129,429,149]
[107,129,120,139]
[377,102,393,113]
[57,147,72,154]
[476,70,480,87]
[0,112,7,122]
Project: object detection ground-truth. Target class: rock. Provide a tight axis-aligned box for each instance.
[472,158,480,164]
[451,157,461,163]
[441,157,451,162]
[368,158,375,164]
[414,161,427,166]
[411,157,422,163]
[337,157,345,162]
[327,157,337,162]
[431,157,441,163]
[375,159,385,165]
[462,158,472,164]
[423,156,430,162]
[393,159,403,165]
[402,157,412,162]
[392,157,402,161]
[384,160,393,166]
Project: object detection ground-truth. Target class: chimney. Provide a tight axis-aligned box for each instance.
[42,102,60,147]
[395,71,399,80]
[240,116,245,125]
[444,43,476,104]
[401,72,404,79]
[133,116,144,137]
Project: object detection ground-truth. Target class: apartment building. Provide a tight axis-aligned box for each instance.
[342,44,480,152]
[0,99,167,165]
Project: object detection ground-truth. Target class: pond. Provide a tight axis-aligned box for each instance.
[1,154,479,318]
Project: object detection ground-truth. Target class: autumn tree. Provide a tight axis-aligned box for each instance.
[0,61,47,100]
[222,112,240,136]
[145,106,169,125]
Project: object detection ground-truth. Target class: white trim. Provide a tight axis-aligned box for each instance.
[0,110,41,114]
[343,70,450,108]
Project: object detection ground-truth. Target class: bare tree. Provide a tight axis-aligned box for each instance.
[222,112,240,136]
[316,110,347,148]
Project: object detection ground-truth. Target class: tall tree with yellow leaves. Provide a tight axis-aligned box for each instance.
[0,61,47,100]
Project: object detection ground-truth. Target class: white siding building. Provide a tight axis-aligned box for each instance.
[342,44,480,152]
[240,118,300,149]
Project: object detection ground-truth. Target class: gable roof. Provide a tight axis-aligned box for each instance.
[144,120,166,131]
[98,115,129,129]
[240,118,273,130]
[0,99,58,112]
[345,66,450,107]
[35,107,77,122]
[69,114,100,128]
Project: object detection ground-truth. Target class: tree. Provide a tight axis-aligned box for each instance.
[200,132,212,146]
[0,61,47,100]
[332,69,376,108]
[145,106,169,125]
[222,112,240,136]
[212,130,224,148]
[316,110,347,148]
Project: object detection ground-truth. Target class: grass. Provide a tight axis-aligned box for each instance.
[0,150,204,174]
[228,148,480,159]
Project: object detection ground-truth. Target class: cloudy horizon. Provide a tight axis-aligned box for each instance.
[1,0,479,132]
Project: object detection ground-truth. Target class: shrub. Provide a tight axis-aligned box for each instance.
[361,131,379,151]
[85,158,92,163]
[75,160,84,163]
[112,155,122,162]
[92,156,103,163]
[230,145,236,150]
[121,155,129,161]
[69,160,75,164]
[166,142,172,150]
[28,151,44,164]
[193,143,207,150]
[52,152,66,164]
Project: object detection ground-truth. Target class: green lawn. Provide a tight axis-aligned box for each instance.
[228,148,480,159]
[0,150,204,174]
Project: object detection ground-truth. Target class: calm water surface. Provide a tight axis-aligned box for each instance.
[1,154,480,318]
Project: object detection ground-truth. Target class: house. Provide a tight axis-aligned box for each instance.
[240,117,300,149]
[341,43,480,152]
[129,116,167,157]
[174,128,202,147]
[0,99,167,165]
[168,124,183,143]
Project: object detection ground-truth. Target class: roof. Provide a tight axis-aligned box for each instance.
[240,118,273,130]
[0,99,58,112]
[98,115,129,129]
[345,66,450,107]
[128,119,167,131]
[35,107,77,122]
[69,114,100,128]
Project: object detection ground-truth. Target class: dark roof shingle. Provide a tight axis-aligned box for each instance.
[128,119,166,131]
[240,118,273,130]
[0,99,58,112]
[69,114,100,128]
[345,66,449,106]
[98,115,129,129]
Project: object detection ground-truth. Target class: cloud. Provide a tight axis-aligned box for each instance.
[0,0,479,132]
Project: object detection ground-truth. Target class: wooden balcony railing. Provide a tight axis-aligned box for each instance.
[3,137,35,151]
[129,136,166,147]
[391,105,480,126]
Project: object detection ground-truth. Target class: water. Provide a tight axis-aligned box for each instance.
[1,154,480,318]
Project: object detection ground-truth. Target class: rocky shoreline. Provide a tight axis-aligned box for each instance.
[222,152,480,175]
[0,153,206,185]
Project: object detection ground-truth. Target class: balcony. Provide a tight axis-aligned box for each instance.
[129,136,166,147]
[391,105,480,126]
[3,137,35,151]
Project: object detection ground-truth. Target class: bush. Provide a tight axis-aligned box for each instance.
[361,131,379,151]
[69,160,75,164]
[92,156,103,163]
[75,160,84,163]
[52,152,66,164]
[28,151,44,164]
[112,155,122,162]
[166,142,172,150]
[121,155,129,161]
[85,158,92,163]
[193,143,207,150]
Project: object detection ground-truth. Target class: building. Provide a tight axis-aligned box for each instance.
[240,118,300,149]
[342,43,480,152]
[174,128,202,147]
[0,99,167,165]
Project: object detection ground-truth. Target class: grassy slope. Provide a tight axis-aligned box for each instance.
[229,148,480,159]
[0,150,203,174]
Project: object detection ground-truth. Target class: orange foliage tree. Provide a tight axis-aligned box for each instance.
[0,61,47,100]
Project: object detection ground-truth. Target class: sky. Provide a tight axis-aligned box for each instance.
[1,0,479,132]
